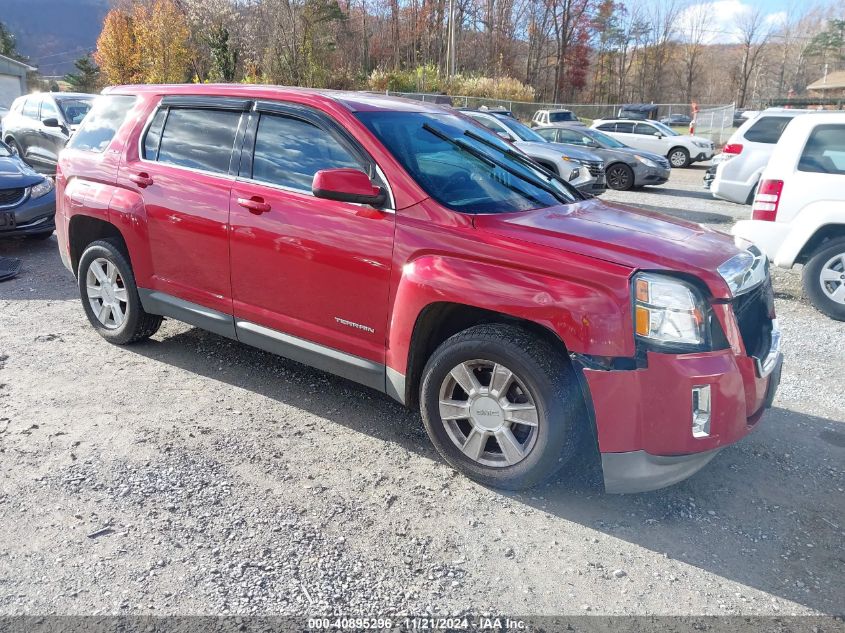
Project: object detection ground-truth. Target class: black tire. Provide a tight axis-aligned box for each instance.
[25,231,54,241]
[745,180,759,206]
[78,238,163,344]
[419,324,586,490]
[668,146,690,168]
[7,138,26,163]
[606,163,635,190]
[802,237,845,321]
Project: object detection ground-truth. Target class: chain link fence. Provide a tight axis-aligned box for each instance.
[385,92,736,144]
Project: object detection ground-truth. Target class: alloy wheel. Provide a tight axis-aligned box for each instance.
[86,257,129,329]
[438,359,539,467]
[607,165,631,189]
[819,252,845,304]
[669,150,687,167]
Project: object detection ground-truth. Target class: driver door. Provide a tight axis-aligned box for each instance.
[633,122,667,154]
[36,98,68,170]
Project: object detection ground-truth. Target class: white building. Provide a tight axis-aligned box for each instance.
[0,53,35,108]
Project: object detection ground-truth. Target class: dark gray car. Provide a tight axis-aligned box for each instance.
[0,140,56,239]
[535,125,670,191]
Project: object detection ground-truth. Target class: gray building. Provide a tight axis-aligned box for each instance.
[0,54,35,108]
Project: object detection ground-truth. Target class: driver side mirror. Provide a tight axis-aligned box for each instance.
[495,131,513,141]
[42,117,60,128]
[653,132,664,139]
[312,168,386,207]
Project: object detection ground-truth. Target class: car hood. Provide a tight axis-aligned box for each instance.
[0,155,44,188]
[473,198,739,298]
[514,141,602,163]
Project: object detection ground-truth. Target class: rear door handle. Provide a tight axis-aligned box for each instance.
[129,172,154,188]
[236,196,271,215]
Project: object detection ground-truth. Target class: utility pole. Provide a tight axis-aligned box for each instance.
[446,0,457,77]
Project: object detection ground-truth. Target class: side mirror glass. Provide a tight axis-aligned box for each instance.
[312,168,386,207]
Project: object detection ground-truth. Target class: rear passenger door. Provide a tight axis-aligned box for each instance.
[228,102,394,375]
[122,97,249,316]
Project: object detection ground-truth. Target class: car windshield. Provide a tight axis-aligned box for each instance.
[357,111,579,214]
[57,98,94,125]
[650,121,680,136]
[497,117,546,143]
[549,111,576,122]
[585,128,628,149]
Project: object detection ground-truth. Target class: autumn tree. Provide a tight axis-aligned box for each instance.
[134,0,192,83]
[94,10,140,84]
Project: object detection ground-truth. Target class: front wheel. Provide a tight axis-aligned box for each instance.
[78,239,163,344]
[802,237,845,321]
[419,324,586,490]
[606,163,634,190]
[668,147,690,168]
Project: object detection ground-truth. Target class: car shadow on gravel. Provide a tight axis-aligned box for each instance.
[0,233,78,301]
[124,326,843,615]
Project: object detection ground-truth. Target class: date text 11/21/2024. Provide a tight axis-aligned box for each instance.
[307,616,528,630]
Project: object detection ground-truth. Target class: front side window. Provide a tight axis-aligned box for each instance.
[40,99,59,121]
[154,108,241,174]
[798,124,845,174]
[57,98,94,125]
[744,116,792,144]
[67,95,137,153]
[535,128,558,142]
[251,114,362,191]
[497,117,546,143]
[467,114,511,138]
[634,123,658,136]
[357,111,578,214]
[557,129,594,146]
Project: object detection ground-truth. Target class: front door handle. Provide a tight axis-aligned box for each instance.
[129,172,154,188]
[237,196,271,215]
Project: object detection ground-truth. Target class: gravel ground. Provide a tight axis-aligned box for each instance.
[0,165,843,619]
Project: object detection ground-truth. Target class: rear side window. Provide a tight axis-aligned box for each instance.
[67,95,137,153]
[743,116,792,144]
[251,113,362,191]
[798,124,845,175]
[153,108,241,174]
[22,98,39,118]
[596,123,615,132]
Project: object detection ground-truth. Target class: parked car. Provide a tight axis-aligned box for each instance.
[733,113,845,320]
[710,108,820,205]
[591,119,715,168]
[535,125,670,190]
[0,140,56,239]
[57,86,781,493]
[463,110,606,195]
[617,104,659,120]
[1,92,95,174]
[659,113,692,126]
[531,108,584,127]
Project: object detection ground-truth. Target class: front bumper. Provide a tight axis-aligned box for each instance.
[692,148,715,162]
[0,189,57,238]
[582,317,782,493]
[576,176,607,196]
[634,164,670,186]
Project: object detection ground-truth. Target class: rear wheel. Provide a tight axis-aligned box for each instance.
[803,237,845,321]
[606,163,634,190]
[78,239,163,344]
[668,147,690,168]
[420,324,586,490]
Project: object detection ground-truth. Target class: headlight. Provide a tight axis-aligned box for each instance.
[634,273,707,347]
[633,155,658,168]
[30,178,54,199]
[693,141,711,148]
[717,245,767,296]
[568,167,581,181]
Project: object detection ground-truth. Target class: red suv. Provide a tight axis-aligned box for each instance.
[55,85,783,493]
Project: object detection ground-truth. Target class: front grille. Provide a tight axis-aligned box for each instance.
[732,279,775,359]
[584,160,604,178]
[0,187,26,209]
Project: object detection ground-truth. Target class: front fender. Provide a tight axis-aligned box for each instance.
[386,254,634,377]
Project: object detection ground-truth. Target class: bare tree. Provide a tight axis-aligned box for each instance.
[734,6,772,108]
[677,0,711,103]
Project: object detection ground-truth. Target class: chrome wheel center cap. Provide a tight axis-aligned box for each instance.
[101,283,114,303]
[470,396,505,431]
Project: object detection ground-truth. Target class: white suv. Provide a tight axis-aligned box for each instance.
[733,113,845,320]
[532,109,584,127]
[711,108,819,205]
[591,119,714,167]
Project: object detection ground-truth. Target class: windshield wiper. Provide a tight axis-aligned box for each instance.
[421,124,547,207]
[461,129,581,201]
[422,124,571,205]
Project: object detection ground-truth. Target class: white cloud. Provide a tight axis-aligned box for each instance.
[674,0,781,44]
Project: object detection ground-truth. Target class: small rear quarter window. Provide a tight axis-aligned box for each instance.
[798,124,845,175]
[67,95,137,153]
